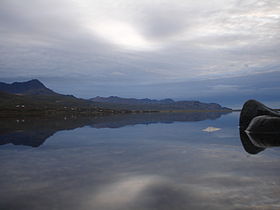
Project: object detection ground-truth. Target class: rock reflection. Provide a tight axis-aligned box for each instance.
[239,129,265,155]
[0,112,229,147]
[239,128,280,155]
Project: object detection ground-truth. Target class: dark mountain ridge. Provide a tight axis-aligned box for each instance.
[92,96,175,105]
[0,79,56,95]
[90,96,231,111]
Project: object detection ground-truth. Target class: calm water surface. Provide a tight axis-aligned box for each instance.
[0,112,279,210]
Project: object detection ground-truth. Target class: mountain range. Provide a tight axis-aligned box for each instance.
[90,96,230,111]
[0,79,232,115]
[0,79,121,115]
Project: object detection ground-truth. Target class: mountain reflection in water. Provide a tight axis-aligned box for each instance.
[0,112,228,147]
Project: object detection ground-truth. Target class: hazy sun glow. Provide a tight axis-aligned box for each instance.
[88,20,157,51]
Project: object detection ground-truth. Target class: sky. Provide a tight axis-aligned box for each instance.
[0,0,279,108]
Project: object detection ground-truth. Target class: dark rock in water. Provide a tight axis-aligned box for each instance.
[246,115,280,134]
[239,100,280,154]
[239,100,280,129]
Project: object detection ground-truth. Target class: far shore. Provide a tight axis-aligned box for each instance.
[0,108,232,117]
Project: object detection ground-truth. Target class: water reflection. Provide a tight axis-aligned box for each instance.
[89,175,206,210]
[0,112,280,210]
[0,112,228,147]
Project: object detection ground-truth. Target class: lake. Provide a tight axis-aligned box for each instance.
[0,112,280,210]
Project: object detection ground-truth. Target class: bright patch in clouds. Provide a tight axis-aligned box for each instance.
[88,20,156,50]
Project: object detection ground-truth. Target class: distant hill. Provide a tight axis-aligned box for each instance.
[92,96,175,105]
[0,79,57,95]
[0,80,126,115]
[90,96,231,111]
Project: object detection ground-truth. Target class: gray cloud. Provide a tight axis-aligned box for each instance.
[0,0,279,105]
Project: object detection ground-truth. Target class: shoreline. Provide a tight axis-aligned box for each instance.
[0,109,232,118]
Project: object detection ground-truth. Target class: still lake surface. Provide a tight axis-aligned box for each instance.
[0,112,280,210]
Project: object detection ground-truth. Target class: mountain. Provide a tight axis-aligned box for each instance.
[0,80,127,116]
[90,96,231,111]
[0,79,56,95]
[0,90,125,116]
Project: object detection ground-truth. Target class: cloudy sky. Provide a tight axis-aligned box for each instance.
[0,0,279,107]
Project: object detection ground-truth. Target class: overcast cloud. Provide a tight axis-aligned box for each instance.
[0,0,279,106]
